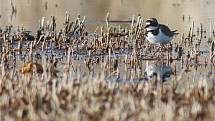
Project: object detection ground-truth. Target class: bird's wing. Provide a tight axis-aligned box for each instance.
[159,24,175,37]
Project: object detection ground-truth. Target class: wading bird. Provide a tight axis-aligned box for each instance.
[144,18,178,49]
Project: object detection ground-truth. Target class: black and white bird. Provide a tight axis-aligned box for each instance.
[144,18,178,46]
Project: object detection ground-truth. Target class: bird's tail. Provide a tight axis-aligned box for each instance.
[172,30,179,35]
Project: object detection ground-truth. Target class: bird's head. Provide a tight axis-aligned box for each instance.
[145,18,159,31]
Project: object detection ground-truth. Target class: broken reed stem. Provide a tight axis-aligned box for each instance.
[67,47,71,65]
[210,20,213,38]
[29,41,33,60]
[190,21,194,45]
[200,23,203,41]
[106,12,110,29]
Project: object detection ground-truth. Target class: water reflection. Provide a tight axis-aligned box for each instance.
[144,63,173,82]
[109,62,174,84]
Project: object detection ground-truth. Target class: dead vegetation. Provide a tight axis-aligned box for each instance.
[0,13,214,121]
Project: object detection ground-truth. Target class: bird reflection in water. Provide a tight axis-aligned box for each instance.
[144,63,173,82]
[110,63,174,83]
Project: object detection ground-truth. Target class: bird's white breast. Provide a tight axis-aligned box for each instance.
[146,29,173,45]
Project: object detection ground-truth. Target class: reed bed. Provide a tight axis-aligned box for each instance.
[0,13,214,121]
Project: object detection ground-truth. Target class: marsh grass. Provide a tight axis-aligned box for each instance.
[0,60,215,121]
[0,13,214,121]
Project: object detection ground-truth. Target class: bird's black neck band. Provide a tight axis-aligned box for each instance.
[148,27,159,35]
